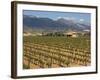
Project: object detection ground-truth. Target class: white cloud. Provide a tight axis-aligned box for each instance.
[79,19,84,22]
[57,16,76,20]
[57,16,62,19]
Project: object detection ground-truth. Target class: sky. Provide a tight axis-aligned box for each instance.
[23,10,91,23]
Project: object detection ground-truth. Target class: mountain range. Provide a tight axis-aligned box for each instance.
[23,15,90,33]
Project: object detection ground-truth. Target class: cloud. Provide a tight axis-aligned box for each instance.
[79,19,84,22]
[57,16,63,19]
[57,17,76,20]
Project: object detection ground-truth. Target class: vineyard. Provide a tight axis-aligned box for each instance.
[23,36,91,69]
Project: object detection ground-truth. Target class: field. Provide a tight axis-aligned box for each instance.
[23,36,91,69]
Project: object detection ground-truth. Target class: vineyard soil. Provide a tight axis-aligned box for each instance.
[23,36,91,69]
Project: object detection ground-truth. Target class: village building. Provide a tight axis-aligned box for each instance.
[23,32,42,36]
[64,31,78,38]
[23,32,32,36]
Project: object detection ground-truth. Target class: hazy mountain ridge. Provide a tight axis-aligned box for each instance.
[23,15,90,32]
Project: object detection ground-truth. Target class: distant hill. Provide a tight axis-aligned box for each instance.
[23,15,90,33]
